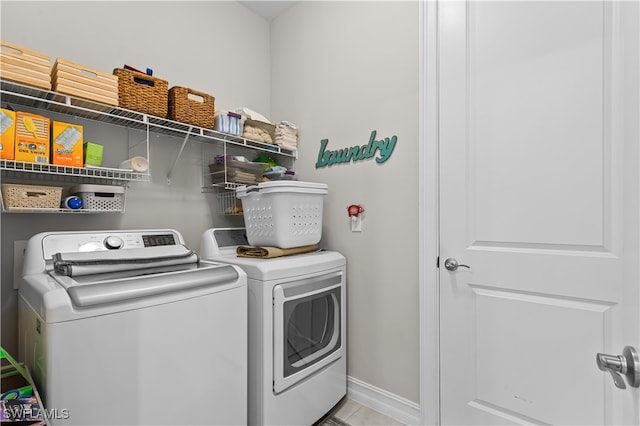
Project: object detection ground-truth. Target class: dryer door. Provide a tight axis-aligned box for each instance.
[273,271,343,393]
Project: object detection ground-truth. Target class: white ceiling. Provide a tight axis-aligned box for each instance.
[239,1,297,21]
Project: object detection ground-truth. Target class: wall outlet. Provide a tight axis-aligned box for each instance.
[13,240,27,290]
[351,216,362,232]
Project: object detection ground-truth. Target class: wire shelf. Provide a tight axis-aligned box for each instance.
[1,79,297,158]
[1,207,124,214]
[1,78,296,213]
[216,190,243,216]
[0,160,149,183]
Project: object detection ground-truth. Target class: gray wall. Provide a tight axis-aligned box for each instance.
[271,1,420,403]
[1,0,420,406]
[0,0,269,355]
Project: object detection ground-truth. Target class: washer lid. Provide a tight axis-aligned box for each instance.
[21,260,246,323]
[50,262,241,308]
[52,244,198,277]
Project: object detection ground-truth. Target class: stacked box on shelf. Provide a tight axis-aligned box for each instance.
[51,121,83,167]
[0,108,16,160]
[51,58,118,106]
[0,40,51,90]
[15,112,50,164]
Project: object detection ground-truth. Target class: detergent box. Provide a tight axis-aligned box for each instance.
[51,121,83,167]
[83,141,103,167]
[15,112,50,164]
[0,108,16,160]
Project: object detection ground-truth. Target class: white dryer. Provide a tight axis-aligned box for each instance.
[200,228,347,426]
[19,229,247,425]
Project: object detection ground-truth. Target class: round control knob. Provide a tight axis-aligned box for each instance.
[104,236,124,250]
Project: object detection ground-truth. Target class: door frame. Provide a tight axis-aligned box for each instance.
[418,0,440,425]
[419,2,640,425]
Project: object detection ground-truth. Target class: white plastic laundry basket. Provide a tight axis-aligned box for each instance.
[236,181,328,248]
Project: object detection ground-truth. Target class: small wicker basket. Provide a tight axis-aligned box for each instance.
[168,86,215,129]
[1,184,62,210]
[113,68,168,117]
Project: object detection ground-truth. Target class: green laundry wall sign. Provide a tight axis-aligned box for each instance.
[315,130,397,168]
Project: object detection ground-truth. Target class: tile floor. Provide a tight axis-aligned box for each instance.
[322,398,405,426]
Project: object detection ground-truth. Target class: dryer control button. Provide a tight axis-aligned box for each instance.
[104,236,124,250]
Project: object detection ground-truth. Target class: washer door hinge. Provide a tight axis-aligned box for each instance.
[436,256,440,268]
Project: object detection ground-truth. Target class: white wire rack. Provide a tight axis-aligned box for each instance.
[0,79,296,161]
[0,159,148,183]
[1,78,297,211]
[216,190,243,216]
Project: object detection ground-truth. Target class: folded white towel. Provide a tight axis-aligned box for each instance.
[276,129,296,137]
[276,120,298,134]
[243,126,273,144]
[275,135,298,145]
[276,142,298,152]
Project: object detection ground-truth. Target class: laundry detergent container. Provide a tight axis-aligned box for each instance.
[236,181,328,248]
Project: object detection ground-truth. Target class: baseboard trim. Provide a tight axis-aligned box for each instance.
[346,376,422,426]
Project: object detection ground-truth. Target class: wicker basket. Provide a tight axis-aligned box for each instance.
[168,86,215,129]
[1,184,62,210]
[113,68,168,117]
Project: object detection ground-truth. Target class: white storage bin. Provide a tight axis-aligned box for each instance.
[69,184,125,212]
[236,181,328,248]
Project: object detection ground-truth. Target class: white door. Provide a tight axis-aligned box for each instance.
[438,1,640,425]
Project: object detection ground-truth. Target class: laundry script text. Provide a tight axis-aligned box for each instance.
[315,130,397,168]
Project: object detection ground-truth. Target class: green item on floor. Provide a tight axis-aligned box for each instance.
[0,347,33,400]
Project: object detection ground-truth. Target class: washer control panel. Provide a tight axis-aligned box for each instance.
[104,236,124,250]
[142,234,176,247]
[41,230,182,259]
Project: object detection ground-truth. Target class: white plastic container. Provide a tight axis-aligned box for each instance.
[236,181,328,248]
[69,184,125,212]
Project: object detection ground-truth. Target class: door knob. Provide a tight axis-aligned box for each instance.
[596,346,640,389]
[444,258,470,271]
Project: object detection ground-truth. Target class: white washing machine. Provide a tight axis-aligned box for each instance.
[18,229,247,425]
[200,228,347,426]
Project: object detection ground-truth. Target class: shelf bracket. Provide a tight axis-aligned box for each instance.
[166,126,193,185]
